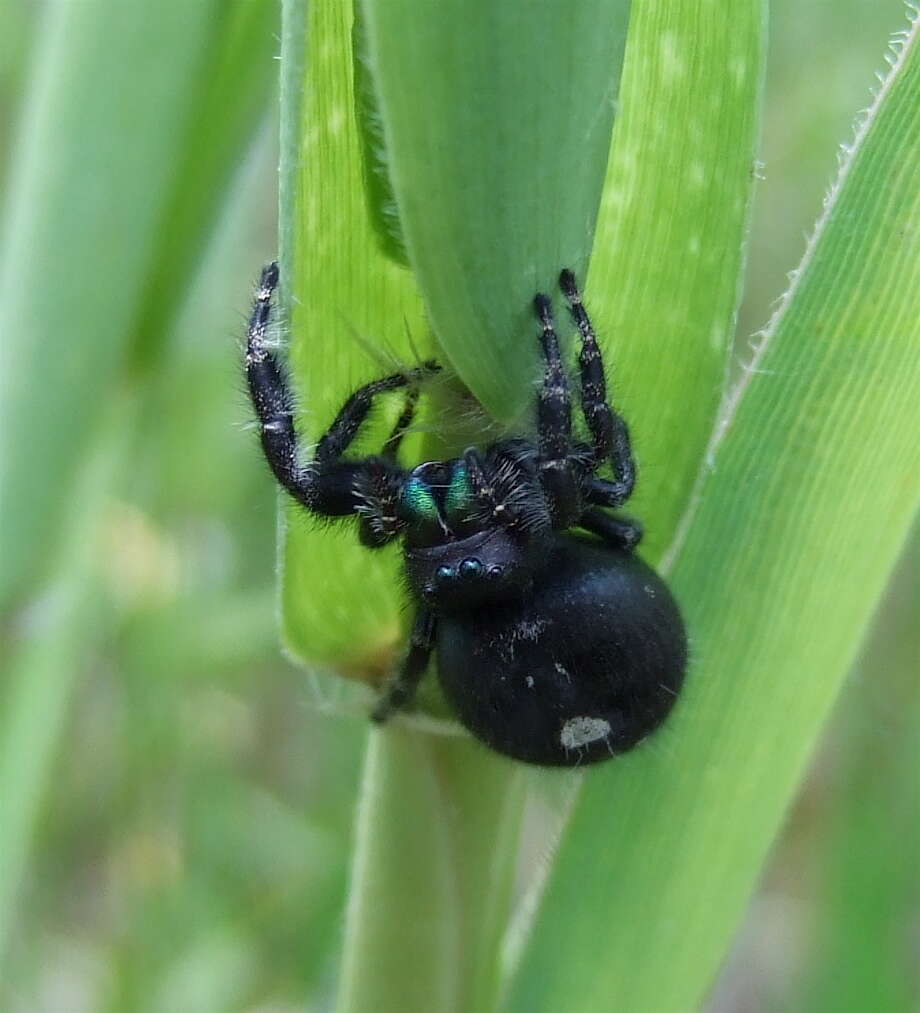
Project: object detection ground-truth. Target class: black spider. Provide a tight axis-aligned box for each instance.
[246,263,687,766]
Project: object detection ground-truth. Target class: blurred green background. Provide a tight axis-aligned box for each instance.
[0,1,915,1010]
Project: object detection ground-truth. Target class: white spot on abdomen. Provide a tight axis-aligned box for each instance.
[560,716,612,751]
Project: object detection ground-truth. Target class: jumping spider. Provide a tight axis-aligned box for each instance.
[246,264,686,765]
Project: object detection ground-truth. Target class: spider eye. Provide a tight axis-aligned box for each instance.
[487,565,504,578]
[459,558,483,577]
[436,565,455,580]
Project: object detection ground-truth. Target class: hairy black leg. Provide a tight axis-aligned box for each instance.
[315,364,437,525]
[462,443,551,535]
[533,292,580,526]
[352,459,407,548]
[245,262,392,514]
[246,262,439,521]
[586,475,642,514]
[578,506,643,551]
[246,262,317,507]
[559,269,635,506]
[464,447,516,529]
[357,372,439,546]
[371,609,436,722]
[315,361,439,466]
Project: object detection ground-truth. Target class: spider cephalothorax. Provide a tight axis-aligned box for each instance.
[246,265,686,765]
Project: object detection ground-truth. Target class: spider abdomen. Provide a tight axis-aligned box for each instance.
[436,536,687,766]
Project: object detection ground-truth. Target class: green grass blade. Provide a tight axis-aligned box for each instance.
[127,0,278,373]
[798,522,920,1011]
[338,732,525,1013]
[0,0,277,976]
[583,0,765,556]
[280,0,430,672]
[0,1,38,192]
[506,14,920,1013]
[0,0,273,607]
[351,7,410,267]
[337,733,462,1013]
[361,0,630,425]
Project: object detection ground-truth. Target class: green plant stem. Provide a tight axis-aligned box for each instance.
[337,728,526,1013]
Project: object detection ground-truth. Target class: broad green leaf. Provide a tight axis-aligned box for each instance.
[0,0,275,608]
[584,0,765,556]
[280,0,430,671]
[360,0,630,425]
[507,14,920,1012]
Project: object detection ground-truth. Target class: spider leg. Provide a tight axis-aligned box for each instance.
[371,609,436,722]
[322,366,436,534]
[533,292,581,527]
[559,269,636,507]
[357,365,432,545]
[314,363,437,467]
[246,262,312,504]
[245,262,437,522]
[578,506,643,551]
[585,475,639,512]
[462,443,551,535]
